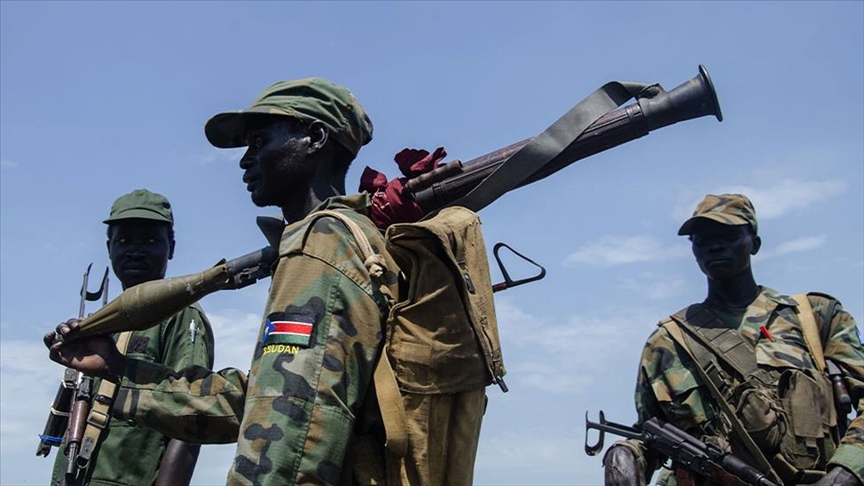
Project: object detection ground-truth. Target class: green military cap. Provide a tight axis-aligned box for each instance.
[103,189,174,225]
[678,193,758,236]
[205,77,373,157]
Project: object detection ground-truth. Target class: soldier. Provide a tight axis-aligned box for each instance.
[604,194,863,486]
[46,79,398,485]
[50,189,215,486]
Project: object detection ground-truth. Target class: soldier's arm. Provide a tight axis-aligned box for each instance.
[818,296,864,482]
[112,360,248,444]
[155,305,217,485]
[628,326,716,480]
[226,237,384,486]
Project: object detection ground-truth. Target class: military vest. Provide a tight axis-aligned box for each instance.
[660,294,840,485]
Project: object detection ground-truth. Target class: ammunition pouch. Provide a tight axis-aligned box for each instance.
[774,368,836,477]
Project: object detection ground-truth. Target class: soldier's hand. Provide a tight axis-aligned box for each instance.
[44,318,127,382]
[809,466,862,486]
[603,445,646,486]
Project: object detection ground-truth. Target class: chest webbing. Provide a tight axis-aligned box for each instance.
[668,304,779,392]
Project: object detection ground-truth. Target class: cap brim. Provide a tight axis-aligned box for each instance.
[678,214,748,235]
[205,111,252,149]
[205,106,304,149]
[103,209,172,225]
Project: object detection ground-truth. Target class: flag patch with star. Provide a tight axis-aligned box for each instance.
[262,312,315,347]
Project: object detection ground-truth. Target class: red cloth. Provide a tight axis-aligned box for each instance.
[360,147,447,230]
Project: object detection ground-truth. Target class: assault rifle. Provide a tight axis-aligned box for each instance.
[59,65,721,340]
[585,411,779,486]
[38,265,108,482]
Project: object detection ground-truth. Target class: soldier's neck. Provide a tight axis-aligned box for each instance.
[704,272,760,311]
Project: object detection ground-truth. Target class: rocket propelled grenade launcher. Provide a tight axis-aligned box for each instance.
[61,66,722,340]
[406,65,722,212]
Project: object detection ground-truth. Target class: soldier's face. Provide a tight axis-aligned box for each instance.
[239,117,315,208]
[107,220,174,289]
[689,220,759,281]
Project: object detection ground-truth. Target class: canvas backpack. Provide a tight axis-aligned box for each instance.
[314,206,505,486]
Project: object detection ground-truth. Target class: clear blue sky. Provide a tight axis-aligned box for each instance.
[1,2,862,485]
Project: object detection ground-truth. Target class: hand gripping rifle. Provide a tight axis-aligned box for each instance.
[37,266,109,475]
[585,411,779,486]
[60,65,721,340]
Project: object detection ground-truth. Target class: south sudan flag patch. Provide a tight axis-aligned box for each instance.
[262,312,315,347]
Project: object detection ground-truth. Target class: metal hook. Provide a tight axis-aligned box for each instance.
[491,243,546,293]
[584,411,608,456]
[78,264,110,319]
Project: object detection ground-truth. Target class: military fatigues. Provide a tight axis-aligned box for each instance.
[51,304,214,486]
[627,287,864,485]
[111,194,398,486]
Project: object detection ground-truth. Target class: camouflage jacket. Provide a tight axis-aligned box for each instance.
[112,194,399,485]
[628,287,864,485]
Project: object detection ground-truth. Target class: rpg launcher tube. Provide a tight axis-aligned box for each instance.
[408,65,722,213]
[64,245,278,340]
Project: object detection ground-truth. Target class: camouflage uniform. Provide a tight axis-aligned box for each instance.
[51,307,214,486]
[629,288,864,484]
[111,194,399,486]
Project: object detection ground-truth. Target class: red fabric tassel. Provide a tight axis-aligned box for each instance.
[360,147,447,230]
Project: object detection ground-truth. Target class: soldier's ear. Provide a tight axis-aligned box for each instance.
[306,121,328,155]
[751,234,762,255]
[168,239,175,260]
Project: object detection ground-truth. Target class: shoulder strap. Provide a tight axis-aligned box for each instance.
[670,305,759,380]
[311,209,409,458]
[661,321,782,483]
[78,330,133,467]
[453,81,650,212]
[792,293,826,373]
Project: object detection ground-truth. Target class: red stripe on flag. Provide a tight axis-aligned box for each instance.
[271,321,313,336]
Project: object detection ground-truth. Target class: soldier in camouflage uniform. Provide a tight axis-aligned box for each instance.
[604,194,864,486]
[50,189,214,486]
[46,79,399,485]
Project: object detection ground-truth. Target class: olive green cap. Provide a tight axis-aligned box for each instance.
[103,189,174,226]
[678,193,758,236]
[205,77,373,157]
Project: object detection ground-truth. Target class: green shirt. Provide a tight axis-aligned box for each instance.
[51,304,214,486]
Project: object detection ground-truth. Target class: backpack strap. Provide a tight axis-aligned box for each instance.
[77,330,133,467]
[661,320,782,483]
[791,293,826,373]
[312,210,409,458]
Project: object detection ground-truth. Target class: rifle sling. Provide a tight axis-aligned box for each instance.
[661,320,782,484]
[452,81,652,213]
[791,294,825,373]
[77,330,133,467]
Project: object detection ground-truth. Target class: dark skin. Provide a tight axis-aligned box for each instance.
[605,220,860,486]
[45,220,200,486]
[46,116,351,481]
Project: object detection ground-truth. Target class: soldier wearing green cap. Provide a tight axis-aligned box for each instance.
[49,189,214,486]
[46,79,399,485]
[604,194,864,486]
